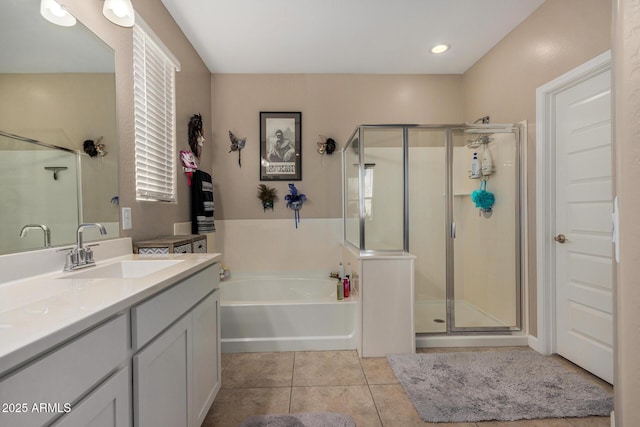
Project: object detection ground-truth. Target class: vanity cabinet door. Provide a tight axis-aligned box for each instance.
[133,315,192,427]
[52,367,130,427]
[192,290,220,426]
[0,315,128,427]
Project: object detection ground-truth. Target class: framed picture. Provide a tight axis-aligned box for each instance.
[260,111,302,181]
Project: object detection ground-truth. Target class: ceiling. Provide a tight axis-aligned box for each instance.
[161,0,545,74]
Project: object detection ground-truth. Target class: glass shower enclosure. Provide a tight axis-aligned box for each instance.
[343,124,523,334]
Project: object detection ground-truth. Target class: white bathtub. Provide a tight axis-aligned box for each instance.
[220,275,357,353]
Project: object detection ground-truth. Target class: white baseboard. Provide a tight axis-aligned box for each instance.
[528,334,544,353]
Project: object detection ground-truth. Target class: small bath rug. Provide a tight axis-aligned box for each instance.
[239,412,356,427]
[387,350,613,423]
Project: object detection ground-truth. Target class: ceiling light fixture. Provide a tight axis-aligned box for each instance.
[431,44,450,54]
[102,0,135,28]
[40,0,77,27]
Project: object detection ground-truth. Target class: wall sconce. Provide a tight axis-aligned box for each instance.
[40,0,76,27]
[102,0,135,27]
[40,0,134,28]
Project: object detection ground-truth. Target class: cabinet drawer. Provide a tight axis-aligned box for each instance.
[137,242,192,254]
[0,314,128,427]
[51,367,130,427]
[174,243,192,254]
[192,238,207,253]
[132,264,218,350]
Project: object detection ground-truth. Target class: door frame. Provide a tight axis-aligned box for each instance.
[533,50,611,355]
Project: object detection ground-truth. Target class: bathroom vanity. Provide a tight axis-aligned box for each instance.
[0,238,222,427]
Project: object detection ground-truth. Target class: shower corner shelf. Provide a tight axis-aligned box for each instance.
[466,136,493,149]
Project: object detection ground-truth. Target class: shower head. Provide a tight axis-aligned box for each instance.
[473,116,491,124]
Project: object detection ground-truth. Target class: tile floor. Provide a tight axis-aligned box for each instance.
[202,347,612,427]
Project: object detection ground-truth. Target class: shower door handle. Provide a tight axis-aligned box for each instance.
[451,222,456,238]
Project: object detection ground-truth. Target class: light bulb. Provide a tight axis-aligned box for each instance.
[40,0,76,27]
[49,2,67,17]
[431,44,450,54]
[103,0,135,27]
[110,3,128,18]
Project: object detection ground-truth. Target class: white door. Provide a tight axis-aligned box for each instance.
[554,68,613,383]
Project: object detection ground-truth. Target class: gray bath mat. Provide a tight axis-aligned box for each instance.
[387,350,613,423]
[239,412,355,427]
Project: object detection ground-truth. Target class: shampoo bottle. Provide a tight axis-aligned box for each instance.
[470,152,481,178]
[481,146,493,176]
[337,280,344,300]
[343,277,350,298]
[338,262,344,279]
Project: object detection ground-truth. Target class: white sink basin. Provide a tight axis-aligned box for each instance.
[62,259,184,279]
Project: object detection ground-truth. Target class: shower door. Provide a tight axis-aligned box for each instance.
[449,128,521,331]
[410,125,522,334]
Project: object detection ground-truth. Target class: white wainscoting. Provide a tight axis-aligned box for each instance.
[214,219,342,273]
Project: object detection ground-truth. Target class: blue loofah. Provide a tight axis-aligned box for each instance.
[471,181,495,210]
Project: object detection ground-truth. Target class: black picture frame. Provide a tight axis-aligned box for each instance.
[260,111,302,181]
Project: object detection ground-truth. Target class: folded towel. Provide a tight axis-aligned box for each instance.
[191,170,215,234]
[239,412,356,427]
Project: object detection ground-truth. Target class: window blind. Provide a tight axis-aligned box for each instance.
[133,22,179,202]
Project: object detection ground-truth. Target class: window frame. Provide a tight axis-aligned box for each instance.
[132,17,181,203]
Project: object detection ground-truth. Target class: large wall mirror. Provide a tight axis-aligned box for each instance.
[0,0,119,255]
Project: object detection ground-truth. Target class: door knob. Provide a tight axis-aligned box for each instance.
[554,234,567,243]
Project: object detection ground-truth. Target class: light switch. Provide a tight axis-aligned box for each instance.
[122,207,132,230]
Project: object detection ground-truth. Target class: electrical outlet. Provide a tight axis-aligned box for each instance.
[122,207,132,230]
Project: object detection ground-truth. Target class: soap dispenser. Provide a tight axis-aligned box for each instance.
[470,152,481,178]
[481,146,493,176]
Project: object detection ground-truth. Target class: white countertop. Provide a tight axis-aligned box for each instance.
[0,246,221,376]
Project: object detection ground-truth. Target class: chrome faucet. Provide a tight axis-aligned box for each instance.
[62,223,107,272]
[19,224,51,248]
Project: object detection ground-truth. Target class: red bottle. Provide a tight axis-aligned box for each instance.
[343,277,350,298]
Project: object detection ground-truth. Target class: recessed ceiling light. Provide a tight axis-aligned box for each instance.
[431,44,450,54]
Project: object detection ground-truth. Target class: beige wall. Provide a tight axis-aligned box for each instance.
[462,0,612,336]
[211,74,463,220]
[613,0,640,423]
[65,0,213,242]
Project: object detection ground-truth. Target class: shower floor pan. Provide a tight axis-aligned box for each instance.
[415,299,507,333]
